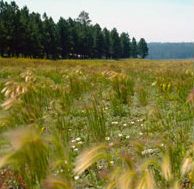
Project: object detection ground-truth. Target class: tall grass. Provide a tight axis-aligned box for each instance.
[85,99,107,142]
[0,58,194,188]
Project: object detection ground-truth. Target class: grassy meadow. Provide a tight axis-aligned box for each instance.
[0,58,194,189]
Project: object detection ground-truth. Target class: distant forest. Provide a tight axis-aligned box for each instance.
[148,43,194,59]
[0,1,148,59]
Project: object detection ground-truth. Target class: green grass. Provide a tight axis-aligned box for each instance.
[0,58,194,189]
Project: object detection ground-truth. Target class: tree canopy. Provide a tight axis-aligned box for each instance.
[0,0,148,59]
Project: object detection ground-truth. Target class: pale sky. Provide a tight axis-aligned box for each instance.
[6,0,194,42]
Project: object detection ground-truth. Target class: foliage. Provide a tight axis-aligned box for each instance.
[0,58,193,188]
[0,1,148,59]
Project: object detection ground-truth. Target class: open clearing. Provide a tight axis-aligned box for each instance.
[0,58,194,189]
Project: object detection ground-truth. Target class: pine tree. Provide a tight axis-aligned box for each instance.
[0,1,148,59]
[0,0,6,56]
[131,37,138,58]
[42,13,59,59]
[0,1,19,56]
[138,38,149,58]
[29,12,44,58]
[93,24,104,58]
[111,28,121,59]
[120,32,131,58]
[77,11,91,26]
[82,25,93,58]
[76,22,91,58]
[67,18,79,58]
[57,17,72,58]
[19,9,44,58]
[103,28,111,59]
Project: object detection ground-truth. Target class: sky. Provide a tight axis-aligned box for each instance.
[6,0,194,42]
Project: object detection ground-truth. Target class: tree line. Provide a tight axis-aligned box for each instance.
[148,43,194,59]
[0,1,149,59]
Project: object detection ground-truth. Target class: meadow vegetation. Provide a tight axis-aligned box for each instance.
[0,58,194,189]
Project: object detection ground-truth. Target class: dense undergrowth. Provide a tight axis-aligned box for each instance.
[0,58,194,189]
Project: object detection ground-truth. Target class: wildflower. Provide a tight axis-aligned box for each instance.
[152,81,157,86]
[123,123,127,127]
[76,137,81,142]
[139,132,143,136]
[141,148,158,155]
[126,135,130,139]
[74,175,80,180]
[105,136,110,141]
[71,139,76,143]
[110,161,114,165]
[72,145,76,149]
[112,121,119,125]
[98,165,103,170]
[118,133,123,137]
[140,124,144,127]
[78,141,83,145]
[131,121,135,125]
[60,169,64,173]
[74,148,79,152]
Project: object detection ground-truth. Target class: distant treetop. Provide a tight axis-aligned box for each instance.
[77,11,91,25]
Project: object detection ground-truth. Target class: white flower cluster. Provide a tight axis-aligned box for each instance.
[141,148,158,156]
[71,137,84,152]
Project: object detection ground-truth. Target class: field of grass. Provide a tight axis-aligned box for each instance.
[0,58,194,189]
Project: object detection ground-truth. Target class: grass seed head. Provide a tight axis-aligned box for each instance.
[74,144,107,175]
[161,153,172,181]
